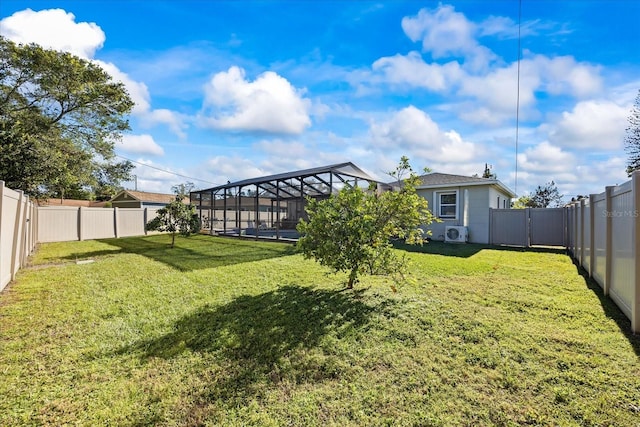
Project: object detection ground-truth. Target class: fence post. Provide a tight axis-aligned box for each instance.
[144,208,148,235]
[78,207,84,241]
[0,181,4,283]
[488,208,493,245]
[525,208,531,247]
[632,172,640,333]
[114,207,119,238]
[589,194,596,277]
[603,186,614,296]
[10,190,24,281]
[19,195,29,268]
[579,199,586,265]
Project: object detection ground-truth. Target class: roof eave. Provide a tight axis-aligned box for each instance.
[417,180,516,198]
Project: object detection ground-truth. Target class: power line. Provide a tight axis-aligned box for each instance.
[116,155,220,186]
[515,0,522,197]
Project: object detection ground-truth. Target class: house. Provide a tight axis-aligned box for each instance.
[410,172,516,244]
[110,190,186,209]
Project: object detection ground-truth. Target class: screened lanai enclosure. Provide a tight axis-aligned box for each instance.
[190,162,387,241]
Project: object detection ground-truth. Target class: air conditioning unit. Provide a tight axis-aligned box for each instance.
[445,226,468,243]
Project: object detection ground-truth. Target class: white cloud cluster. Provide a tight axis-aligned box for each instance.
[546,100,628,150]
[362,4,604,128]
[117,134,164,156]
[201,66,312,134]
[401,4,496,70]
[0,8,104,59]
[369,106,478,163]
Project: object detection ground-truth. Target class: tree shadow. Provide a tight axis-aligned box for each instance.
[393,240,566,258]
[115,285,397,411]
[61,234,297,271]
[572,260,640,356]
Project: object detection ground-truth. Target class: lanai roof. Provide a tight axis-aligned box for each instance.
[194,162,385,200]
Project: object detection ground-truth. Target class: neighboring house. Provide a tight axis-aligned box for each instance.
[110,190,186,208]
[410,173,516,244]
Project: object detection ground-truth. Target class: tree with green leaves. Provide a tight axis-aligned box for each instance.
[527,181,564,208]
[146,183,200,248]
[297,157,436,289]
[512,195,532,209]
[625,89,640,177]
[0,36,134,199]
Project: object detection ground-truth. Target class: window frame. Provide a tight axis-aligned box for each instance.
[436,190,458,219]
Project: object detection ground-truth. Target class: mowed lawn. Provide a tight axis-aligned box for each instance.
[1,235,639,426]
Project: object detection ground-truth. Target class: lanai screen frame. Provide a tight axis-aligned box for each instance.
[190,162,387,241]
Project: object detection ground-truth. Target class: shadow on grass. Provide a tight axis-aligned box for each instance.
[572,260,640,356]
[117,285,396,410]
[393,240,567,258]
[63,234,298,271]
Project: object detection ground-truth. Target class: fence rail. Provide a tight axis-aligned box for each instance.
[0,181,37,292]
[567,171,640,333]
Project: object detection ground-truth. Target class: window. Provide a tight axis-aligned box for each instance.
[438,192,457,219]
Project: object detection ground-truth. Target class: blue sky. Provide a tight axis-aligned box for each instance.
[1,1,639,200]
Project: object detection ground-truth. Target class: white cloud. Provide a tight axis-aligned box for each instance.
[369,106,478,163]
[372,52,463,91]
[401,4,496,70]
[517,141,576,173]
[531,55,602,98]
[0,8,104,59]
[206,155,266,181]
[117,134,164,156]
[201,66,312,134]
[545,100,629,150]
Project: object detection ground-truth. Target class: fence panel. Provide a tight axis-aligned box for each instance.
[38,206,164,242]
[80,208,115,240]
[37,207,80,242]
[591,194,607,287]
[582,201,591,272]
[530,208,565,246]
[568,172,640,333]
[117,208,146,237]
[490,209,528,246]
[0,182,37,291]
[608,182,634,319]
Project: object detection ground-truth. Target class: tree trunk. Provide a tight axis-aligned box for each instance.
[171,232,176,248]
[347,268,358,289]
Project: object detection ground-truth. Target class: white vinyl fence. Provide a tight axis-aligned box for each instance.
[566,171,640,333]
[0,181,37,291]
[37,206,160,243]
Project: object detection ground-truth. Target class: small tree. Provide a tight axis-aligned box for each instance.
[529,181,564,208]
[625,89,640,176]
[482,163,496,179]
[146,183,200,247]
[297,157,436,289]
[512,195,532,209]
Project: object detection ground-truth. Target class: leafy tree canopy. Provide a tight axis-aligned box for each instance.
[0,36,134,200]
[146,182,200,248]
[297,157,436,289]
[516,181,564,208]
[625,89,640,177]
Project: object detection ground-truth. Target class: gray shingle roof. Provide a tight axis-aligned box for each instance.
[417,172,492,186]
[416,173,516,198]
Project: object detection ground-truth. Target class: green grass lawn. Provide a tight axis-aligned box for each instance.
[1,234,639,426]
